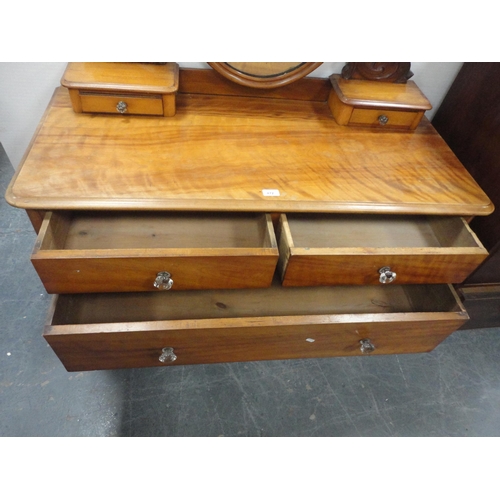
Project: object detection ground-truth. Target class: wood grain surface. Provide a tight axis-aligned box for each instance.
[330,74,432,109]
[61,62,179,94]
[6,86,493,216]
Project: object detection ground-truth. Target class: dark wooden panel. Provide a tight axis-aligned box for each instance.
[464,243,500,285]
[457,285,500,329]
[432,63,500,285]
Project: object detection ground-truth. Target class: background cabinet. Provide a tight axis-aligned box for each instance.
[432,63,500,329]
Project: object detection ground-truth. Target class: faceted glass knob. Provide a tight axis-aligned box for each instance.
[378,114,389,125]
[159,347,177,363]
[154,271,174,290]
[116,101,128,113]
[360,339,375,354]
[379,266,396,284]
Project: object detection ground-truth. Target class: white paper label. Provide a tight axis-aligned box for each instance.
[262,189,280,197]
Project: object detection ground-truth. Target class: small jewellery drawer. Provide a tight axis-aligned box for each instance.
[328,74,432,130]
[44,282,468,371]
[79,92,164,116]
[349,108,421,129]
[31,211,279,293]
[61,62,179,116]
[278,214,488,287]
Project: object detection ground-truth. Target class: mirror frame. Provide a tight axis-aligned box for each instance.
[207,62,323,89]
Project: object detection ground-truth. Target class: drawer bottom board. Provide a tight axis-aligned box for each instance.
[44,283,468,371]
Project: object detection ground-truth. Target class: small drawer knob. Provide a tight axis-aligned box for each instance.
[159,347,177,363]
[360,339,375,354]
[116,101,128,114]
[379,266,396,284]
[154,271,174,290]
[378,114,389,125]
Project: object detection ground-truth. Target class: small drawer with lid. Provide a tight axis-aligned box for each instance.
[61,62,179,117]
[31,211,279,293]
[328,74,432,130]
[277,213,488,287]
[44,282,468,371]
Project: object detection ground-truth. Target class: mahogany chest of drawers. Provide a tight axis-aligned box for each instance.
[5,66,493,371]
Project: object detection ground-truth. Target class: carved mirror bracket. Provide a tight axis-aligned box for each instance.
[341,63,413,83]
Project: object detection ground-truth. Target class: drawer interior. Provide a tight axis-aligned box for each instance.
[285,214,482,249]
[51,281,463,325]
[39,212,276,250]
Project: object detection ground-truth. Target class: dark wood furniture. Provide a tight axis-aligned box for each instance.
[432,63,500,329]
[4,65,494,371]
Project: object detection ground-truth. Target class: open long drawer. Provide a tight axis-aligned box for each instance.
[44,281,468,371]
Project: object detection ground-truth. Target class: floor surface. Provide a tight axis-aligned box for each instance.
[2,143,500,437]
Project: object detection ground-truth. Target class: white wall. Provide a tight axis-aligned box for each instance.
[0,62,68,169]
[0,62,463,170]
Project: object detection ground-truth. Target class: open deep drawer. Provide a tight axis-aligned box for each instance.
[31,211,279,293]
[278,214,488,286]
[44,281,468,371]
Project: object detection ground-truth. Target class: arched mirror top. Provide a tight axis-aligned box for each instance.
[207,62,323,89]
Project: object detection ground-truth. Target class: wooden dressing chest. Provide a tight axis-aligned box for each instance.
[5,64,494,371]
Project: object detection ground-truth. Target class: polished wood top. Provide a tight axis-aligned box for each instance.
[6,86,493,216]
[61,62,179,94]
[330,74,432,110]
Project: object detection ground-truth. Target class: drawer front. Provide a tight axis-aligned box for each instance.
[32,212,279,293]
[79,92,164,115]
[44,283,468,371]
[349,108,422,129]
[278,214,488,287]
[32,255,279,293]
[280,253,489,287]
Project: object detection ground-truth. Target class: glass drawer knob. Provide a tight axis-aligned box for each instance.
[360,339,375,354]
[154,271,174,290]
[378,114,389,125]
[116,101,128,113]
[379,266,396,284]
[159,347,177,363]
